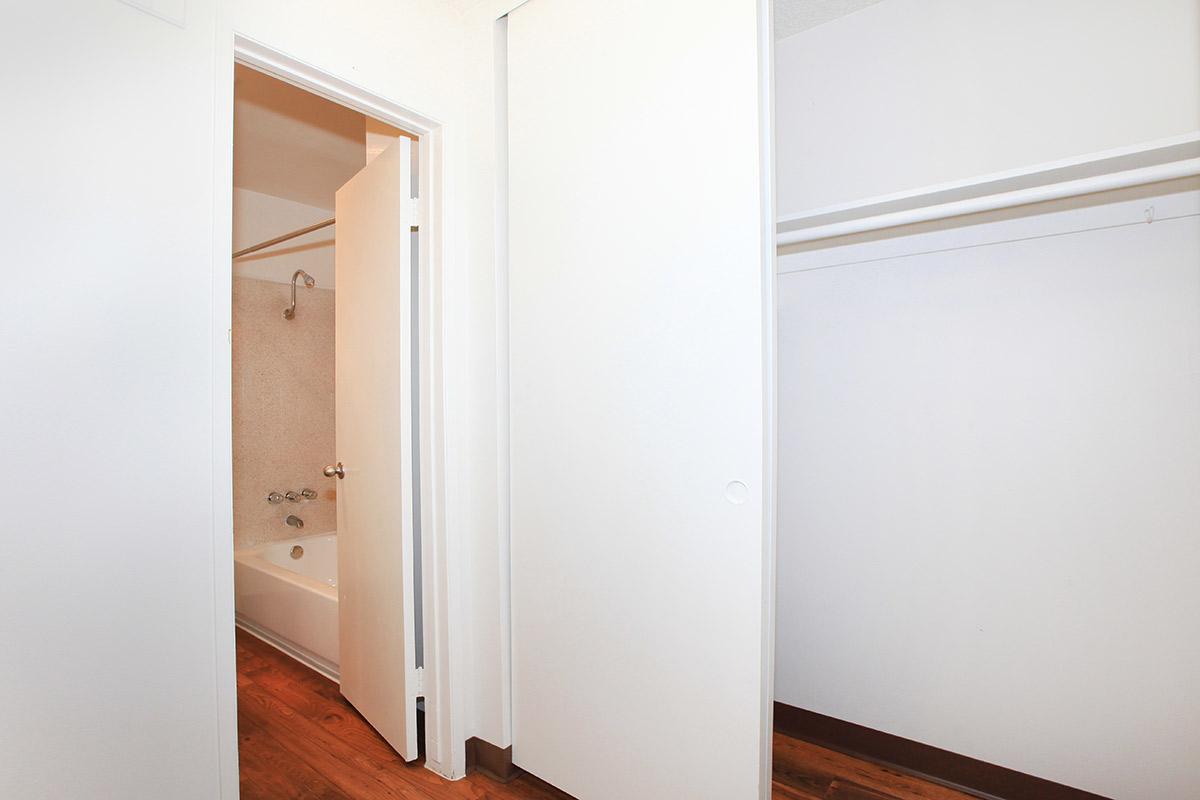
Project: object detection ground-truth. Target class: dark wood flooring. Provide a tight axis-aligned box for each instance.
[237,630,975,800]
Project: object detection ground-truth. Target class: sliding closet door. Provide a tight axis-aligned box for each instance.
[507,2,774,799]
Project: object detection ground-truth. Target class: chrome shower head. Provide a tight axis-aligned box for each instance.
[284,269,317,319]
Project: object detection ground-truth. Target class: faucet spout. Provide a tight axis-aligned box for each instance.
[285,515,304,529]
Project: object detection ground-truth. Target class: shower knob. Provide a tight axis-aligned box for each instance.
[266,491,284,504]
[285,491,301,503]
[324,463,345,479]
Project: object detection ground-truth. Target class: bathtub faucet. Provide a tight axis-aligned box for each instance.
[285,515,304,529]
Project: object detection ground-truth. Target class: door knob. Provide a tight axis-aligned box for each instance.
[324,462,345,479]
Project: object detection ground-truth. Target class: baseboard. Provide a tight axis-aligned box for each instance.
[465,737,521,783]
[774,702,1112,800]
[235,615,340,684]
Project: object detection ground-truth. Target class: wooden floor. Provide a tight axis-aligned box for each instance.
[237,630,975,800]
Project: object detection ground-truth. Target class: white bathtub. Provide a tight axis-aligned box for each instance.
[234,532,339,681]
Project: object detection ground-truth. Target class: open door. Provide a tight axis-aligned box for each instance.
[507,2,774,799]
[333,138,420,760]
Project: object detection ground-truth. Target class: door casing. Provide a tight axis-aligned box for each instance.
[215,35,464,783]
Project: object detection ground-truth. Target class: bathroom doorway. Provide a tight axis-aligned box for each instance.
[228,57,444,783]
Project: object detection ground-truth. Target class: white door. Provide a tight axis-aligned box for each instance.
[507,2,775,799]
[334,138,419,760]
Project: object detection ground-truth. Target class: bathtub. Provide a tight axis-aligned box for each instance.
[234,532,339,681]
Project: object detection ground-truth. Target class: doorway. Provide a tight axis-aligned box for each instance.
[228,55,452,788]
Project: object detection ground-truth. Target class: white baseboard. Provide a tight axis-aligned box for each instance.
[235,614,340,684]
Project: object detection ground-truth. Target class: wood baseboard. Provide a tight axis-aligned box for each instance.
[465,737,521,783]
[774,702,1112,800]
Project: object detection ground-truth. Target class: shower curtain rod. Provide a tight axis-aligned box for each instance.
[232,217,335,259]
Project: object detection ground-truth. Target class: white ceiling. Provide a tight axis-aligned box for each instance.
[233,65,366,210]
[774,0,885,40]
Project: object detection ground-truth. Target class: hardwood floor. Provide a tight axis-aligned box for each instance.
[237,630,975,800]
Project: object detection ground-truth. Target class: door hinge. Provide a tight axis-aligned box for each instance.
[406,197,421,230]
[413,666,425,697]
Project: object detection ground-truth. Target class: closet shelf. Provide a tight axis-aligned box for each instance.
[776,131,1200,248]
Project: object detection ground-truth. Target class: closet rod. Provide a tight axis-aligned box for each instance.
[232,217,335,259]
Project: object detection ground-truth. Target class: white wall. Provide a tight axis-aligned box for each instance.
[1,2,229,797]
[775,0,1200,217]
[773,2,1200,797]
[3,1,518,795]
[776,187,1200,800]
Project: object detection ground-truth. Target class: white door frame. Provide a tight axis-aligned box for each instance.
[211,34,463,794]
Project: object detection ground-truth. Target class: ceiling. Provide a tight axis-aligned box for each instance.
[774,0,885,40]
[233,65,366,210]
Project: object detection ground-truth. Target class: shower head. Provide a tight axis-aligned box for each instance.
[283,269,317,319]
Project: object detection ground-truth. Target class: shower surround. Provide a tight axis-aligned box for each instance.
[232,276,336,548]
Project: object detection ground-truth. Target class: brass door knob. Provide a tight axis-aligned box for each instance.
[323,462,345,479]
